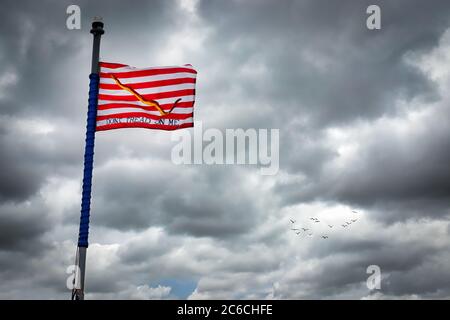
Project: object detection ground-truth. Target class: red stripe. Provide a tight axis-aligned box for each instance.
[100,67,197,79]
[98,89,195,101]
[97,112,193,121]
[99,77,196,90]
[96,122,193,132]
[100,62,128,69]
[97,101,194,110]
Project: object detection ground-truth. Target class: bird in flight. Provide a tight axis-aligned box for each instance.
[351,219,357,223]
[291,228,300,231]
[290,219,296,224]
[315,220,320,223]
[321,236,329,239]
[301,228,309,232]
[352,210,358,214]
[310,218,317,221]
[328,224,333,228]
[295,231,301,235]
[342,224,347,228]
[307,233,313,236]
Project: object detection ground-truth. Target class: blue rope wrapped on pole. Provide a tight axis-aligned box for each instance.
[77,73,99,248]
[72,19,104,300]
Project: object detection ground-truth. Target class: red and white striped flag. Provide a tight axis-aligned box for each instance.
[97,62,197,131]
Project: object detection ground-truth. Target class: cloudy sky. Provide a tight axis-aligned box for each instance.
[1,0,450,299]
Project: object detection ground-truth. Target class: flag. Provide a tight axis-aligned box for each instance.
[96,62,197,131]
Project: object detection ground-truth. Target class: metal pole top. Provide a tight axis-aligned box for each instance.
[91,17,104,35]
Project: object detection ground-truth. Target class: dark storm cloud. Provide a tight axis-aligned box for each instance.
[0,119,84,201]
[1,0,450,299]
[332,108,450,212]
[0,198,59,298]
[91,163,259,238]
[0,0,180,118]
[280,129,338,177]
[275,101,450,222]
[381,250,450,297]
[273,230,447,299]
[196,0,449,128]
[0,202,51,252]
[0,150,42,201]
[0,0,180,200]
[194,0,450,219]
[0,0,203,203]
[0,0,189,298]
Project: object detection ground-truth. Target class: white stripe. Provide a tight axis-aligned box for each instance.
[98,83,195,96]
[97,107,193,117]
[96,117,194,127]
[98,95,195,107]
[100,65,195,74]
[99,72,196,85]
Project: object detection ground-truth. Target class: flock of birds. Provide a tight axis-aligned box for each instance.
[289,210,360,240]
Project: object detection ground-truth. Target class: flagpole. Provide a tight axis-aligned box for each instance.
[72,18,104,300]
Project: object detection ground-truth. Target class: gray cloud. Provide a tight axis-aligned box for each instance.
[196,0,448,127]
[0,0,450,300]
[91,164,261,238]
